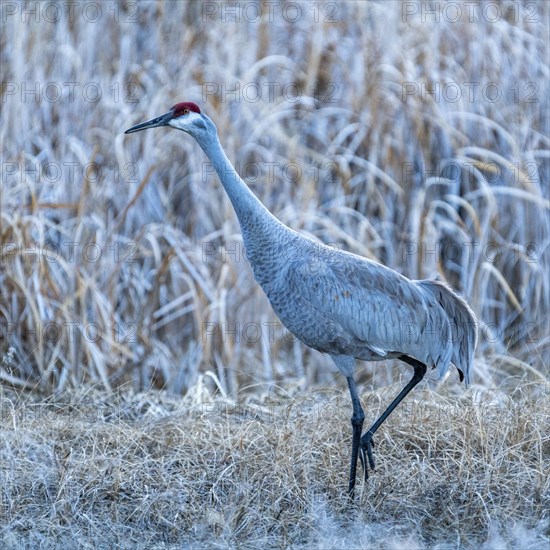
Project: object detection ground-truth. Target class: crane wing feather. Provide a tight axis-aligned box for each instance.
[283,247,452,368]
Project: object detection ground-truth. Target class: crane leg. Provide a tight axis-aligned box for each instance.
[359,356,427,481]
[346,375,365,498]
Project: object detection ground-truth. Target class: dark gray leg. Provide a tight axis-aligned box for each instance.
[346,375,365,498]
[359,356,427,480]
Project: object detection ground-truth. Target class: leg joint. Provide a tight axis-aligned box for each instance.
[400,355,428,381]
[351,411,365,427]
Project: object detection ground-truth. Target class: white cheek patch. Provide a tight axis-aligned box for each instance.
[169,118,187,130]
[170,113,205,131]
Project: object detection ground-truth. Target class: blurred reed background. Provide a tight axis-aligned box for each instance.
[1,1,548,395]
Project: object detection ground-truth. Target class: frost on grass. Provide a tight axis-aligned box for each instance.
[1,381,548,549]
[1,1,549,395]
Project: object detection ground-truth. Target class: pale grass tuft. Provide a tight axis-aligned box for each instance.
[1,381,548,548]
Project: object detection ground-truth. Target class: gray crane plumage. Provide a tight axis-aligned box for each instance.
[125,102,477,498]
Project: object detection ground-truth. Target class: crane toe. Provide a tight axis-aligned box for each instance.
[359,430,376,480]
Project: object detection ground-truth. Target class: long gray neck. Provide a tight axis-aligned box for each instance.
[195,131,286,238]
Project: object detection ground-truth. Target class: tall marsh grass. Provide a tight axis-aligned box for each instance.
[1,1,549,395]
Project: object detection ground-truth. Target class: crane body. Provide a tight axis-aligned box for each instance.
[125,102,477,497]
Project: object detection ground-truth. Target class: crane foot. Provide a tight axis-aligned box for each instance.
[359,431,375,481]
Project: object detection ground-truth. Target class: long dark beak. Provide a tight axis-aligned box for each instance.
[124,110,174,134]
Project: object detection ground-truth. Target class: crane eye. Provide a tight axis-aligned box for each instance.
[183,109,189,115]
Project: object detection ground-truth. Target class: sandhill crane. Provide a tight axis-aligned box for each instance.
[125,102,477,497]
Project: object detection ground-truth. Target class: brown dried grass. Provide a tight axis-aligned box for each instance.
[1,1,548,393]
[1,378,548,548]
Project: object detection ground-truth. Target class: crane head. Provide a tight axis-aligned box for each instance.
[124,102,211,137]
